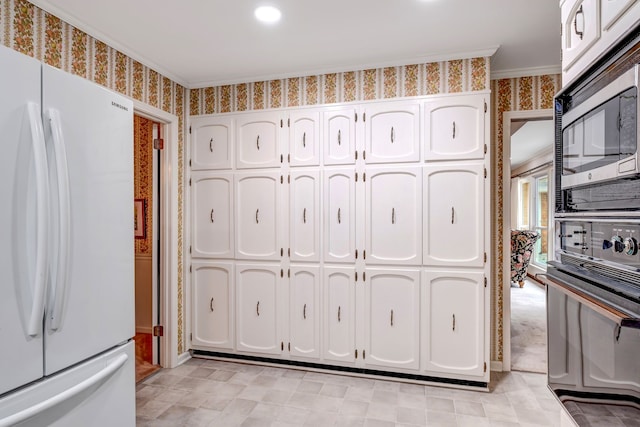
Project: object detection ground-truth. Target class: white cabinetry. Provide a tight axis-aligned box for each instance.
[191,172,234,258]
[290,171,320,262]
[365,167,422,265]
[323,108,357,165]
[288,266,320,360]
[289,110,320,166]
[236,264,282,355]
[235,172,282,260]
[236,112,283,169]
[324,169,357,264]
[422,270,486,378]
[363,268,420,370]
[190,116,233,170]
[191,262,234,350]
[561,0,601,71]
[423,162,485,267]
[364,102,420,164]
[601,0,637,30]
[424,95,485,161]
[323,267,356,363]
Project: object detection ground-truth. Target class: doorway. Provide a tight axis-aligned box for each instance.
[502,110,554,373]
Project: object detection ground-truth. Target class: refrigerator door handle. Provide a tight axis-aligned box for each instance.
[47,109,71,331]
[0,353,128,427]
[25,102,50,337]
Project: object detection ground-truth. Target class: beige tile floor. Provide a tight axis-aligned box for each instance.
[136,357,566,426]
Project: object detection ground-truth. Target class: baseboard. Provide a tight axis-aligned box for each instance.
[177,351,191,366]
[491,360,504,372]
[136,326,153,335]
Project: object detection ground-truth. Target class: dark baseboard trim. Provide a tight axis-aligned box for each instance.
[191,350,488,389]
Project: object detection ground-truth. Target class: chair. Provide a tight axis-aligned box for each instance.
[510,230,541,288]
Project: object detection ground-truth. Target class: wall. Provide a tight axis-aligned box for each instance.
[490,74,561,363]
[3,0,187,354]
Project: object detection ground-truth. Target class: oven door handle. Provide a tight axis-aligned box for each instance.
[538,274,639,328]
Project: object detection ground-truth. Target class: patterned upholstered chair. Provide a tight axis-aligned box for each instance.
[510,230,541,288]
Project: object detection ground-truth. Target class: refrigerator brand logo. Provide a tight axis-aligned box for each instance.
[111,101,129,112]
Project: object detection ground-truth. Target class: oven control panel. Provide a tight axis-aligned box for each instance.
[557,220,640,267]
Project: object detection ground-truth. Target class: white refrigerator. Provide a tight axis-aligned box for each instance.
[0,44,135,426]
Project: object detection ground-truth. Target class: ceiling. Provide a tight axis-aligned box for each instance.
[510,120,554,171]
[29,0,562,88]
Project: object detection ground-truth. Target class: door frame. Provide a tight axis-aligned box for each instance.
[501,108,553,371]
[133,99,179,369]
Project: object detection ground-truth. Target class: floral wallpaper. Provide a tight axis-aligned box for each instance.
[134,115,154,255]
[2,0,188,355]
[490,74,562,363]
[189,57,490,115]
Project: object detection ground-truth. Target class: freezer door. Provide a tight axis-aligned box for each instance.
[0,46,46,395]
[42,65,134,375]
[0,341,135,427]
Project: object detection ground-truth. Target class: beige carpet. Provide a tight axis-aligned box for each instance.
[510,278,547,373]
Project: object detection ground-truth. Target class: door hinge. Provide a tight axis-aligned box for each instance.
[190,246,192,254]
[363,250,366,260]
[484,101,487,113]
[154,138,164,150]
[189,159,192,167]
[153,325,164,337]
[280,119,283,128]
[288,268,290,278]
[484,144,487,155]
[281,175,283,184]
[363,349,366,359]
[355,112,358,122]
[355,271,358,282]
[288,342,291,351]
[484,362,487,372]
[363,272,366,282]
[189,178,192,186]
[288,174,291,184]
[363,173,366,182]
[355,172,358,182]
[281,341,284,351]
[363,151,366,160]
[355,249,358,259]
[288,248,291,257]
[281,248,284,257]
[288,154,290,163]
[355,349,358,359]
[484,168,487,178]
[189,125,192,134]
[484,277,487,287]
[484,252,487,263]
[363,113,366,122]
[281,268,284,278]
[288,118,290,127]
[281,154,283,163]
[355,150,358,160]
[190,332,192,341]
[189,265,192,273]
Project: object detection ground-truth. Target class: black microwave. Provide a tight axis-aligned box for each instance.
[559,64,638,190]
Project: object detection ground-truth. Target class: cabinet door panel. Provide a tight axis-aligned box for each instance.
[323,267,356,363]
[365,269,420,370]
[423,270,485,377]
[424,95,485,161]
[366,167,422,265]
[290,171,320,262]
[236,172,280,260]
[324,169,356,263]
[236,264,280,355]
[601,0,637,30]
[561,0,600,71]
[191,117,233,170]
[324,108,356,165]
[423,163,484,266]
[236,113,281,169]
[364,102,419,164]
[191,172,234,258]
[290,111,320,166]
[289,266,320,359]
[191,262,234,349]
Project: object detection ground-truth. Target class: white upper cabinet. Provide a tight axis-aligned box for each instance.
[364,268,420,371]
[423,163,485,267]
[289,110,320,166]
[235,172,281,260]
[422,270,486,378]
[601,0,637,30]
[191,262,234,350]
[236,263,281,355]
[288,266,321,360]
[561,0,601,71]
[323,107,357,166]
[290,170,320,262]
[191,172,234,259]
[424,95,485,161]
[323,267,356,364]
[190,116,233,170]
[364,102,420,164]
[365,166,422,265]
[236,112,283,169]
[324,169,356,264]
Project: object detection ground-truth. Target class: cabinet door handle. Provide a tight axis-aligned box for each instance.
[303,132,306,148]
[390,309,394,327]
[452,121,456,139]
[257,301,260,316]
[209,138,214,152]
[338,208,341,224]
[338,306,341,322]
[390,126,395,143]
[391,208,395,224]
[210,209,214,223]
[256,135,260,150]
[256,209,259,224]
[303,208,307,224]
[451,207,455,224]
[574,5,584,40]
[303,304,307,320]
[210,298,214,312]
[453,314,456,331]
[338,129,341,145]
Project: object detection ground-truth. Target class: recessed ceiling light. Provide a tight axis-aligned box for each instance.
[254,6,281,24]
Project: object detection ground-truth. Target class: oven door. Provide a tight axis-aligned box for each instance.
[541,269,640,412]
